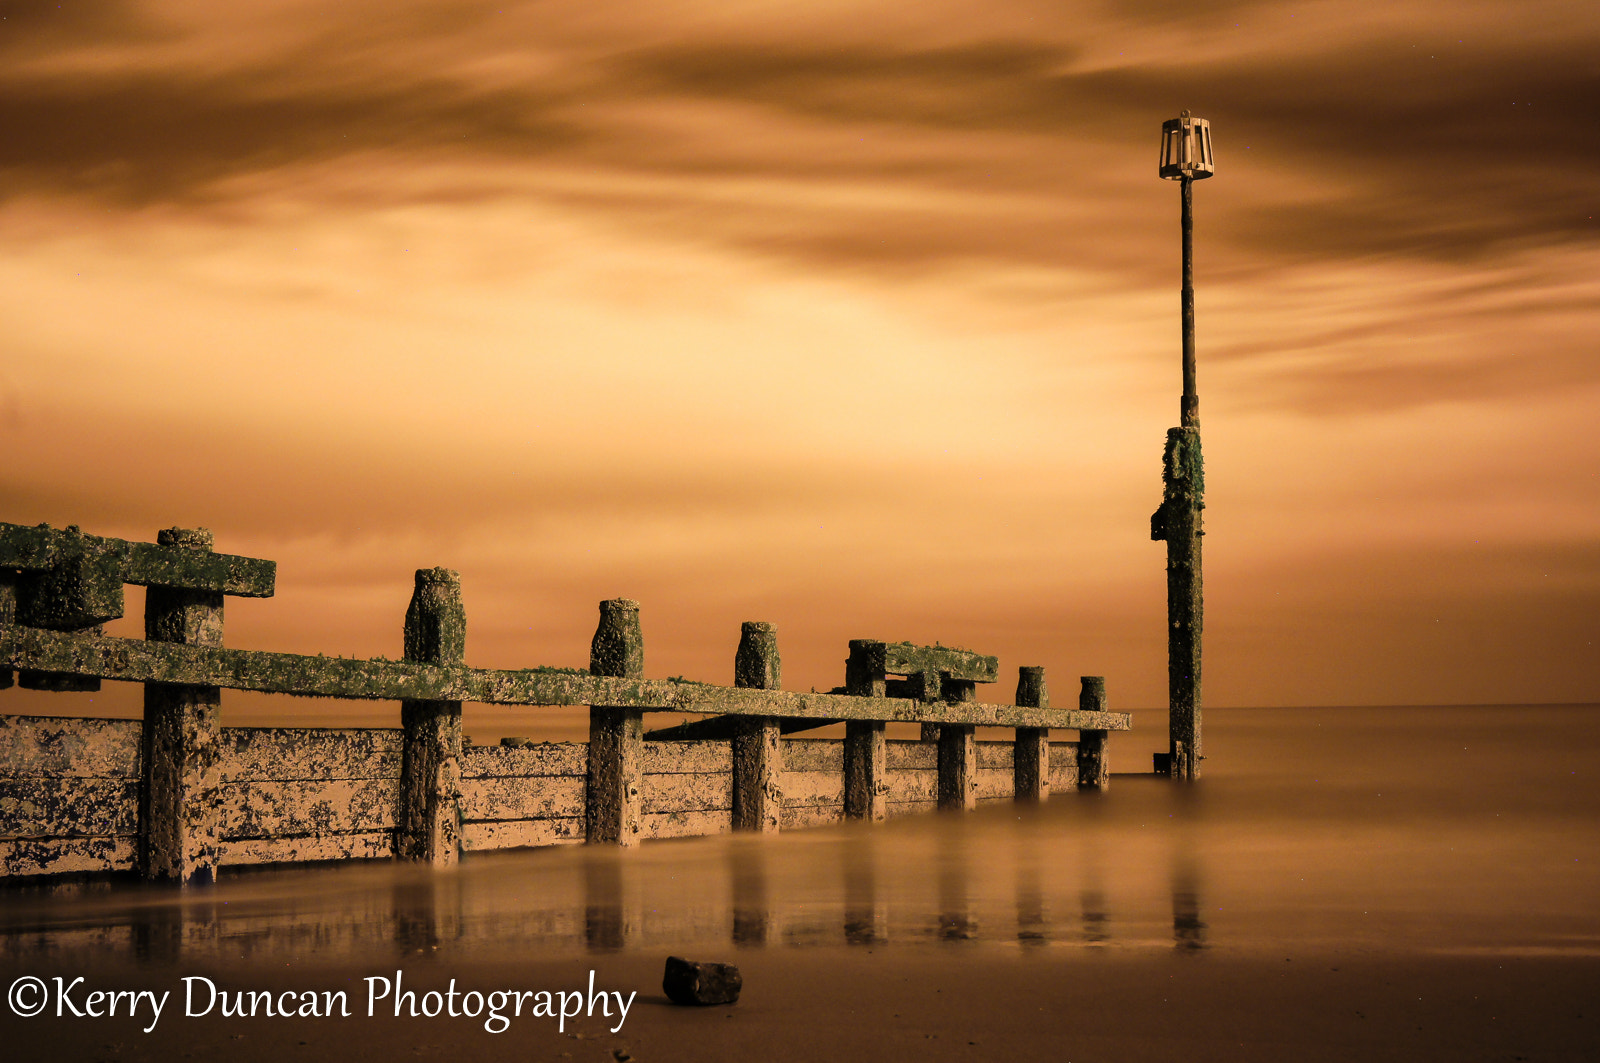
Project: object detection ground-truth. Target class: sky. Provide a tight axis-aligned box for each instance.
[1,0,1596,717]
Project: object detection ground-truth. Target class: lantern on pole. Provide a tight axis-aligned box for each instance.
[1151,110,1212,781]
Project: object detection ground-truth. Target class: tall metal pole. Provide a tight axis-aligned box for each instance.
[1152,117,1207,780]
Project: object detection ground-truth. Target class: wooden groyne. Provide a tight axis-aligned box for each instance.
[0,522,1129,884]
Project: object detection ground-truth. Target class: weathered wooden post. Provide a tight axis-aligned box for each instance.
[731,621,782,834]
[843,640,887,822]
[139,527,224,884]
[1013,666,1050,802]
[399,567,466,866]
[936,668,977,811]
[587,599,645,846]
[1076,676,1110,791]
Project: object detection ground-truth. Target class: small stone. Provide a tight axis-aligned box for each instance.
[663,956,742,1006]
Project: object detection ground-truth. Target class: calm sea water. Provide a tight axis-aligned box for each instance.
[4,705,1597,964]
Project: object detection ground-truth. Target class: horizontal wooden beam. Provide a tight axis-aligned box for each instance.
[856,640,999,683]
[0,624,1130,731]
[0,522,275,597]
[644,716,836,741]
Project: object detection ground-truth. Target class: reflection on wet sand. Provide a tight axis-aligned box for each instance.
[1,798,1210,962]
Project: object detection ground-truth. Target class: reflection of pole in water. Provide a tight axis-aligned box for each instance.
[393,872,462,955]
[937,820,973,941]
[1170,847,1208,950]
[729,839,769,947]
[843,832,883,946]
[1015,856,1047,946]
[1079,887,1110,944]
[584,853,626,952]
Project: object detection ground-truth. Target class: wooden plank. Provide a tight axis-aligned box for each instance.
[645,716,832,741]
[0,716,141,777]
[780,804,842,830]
[461,818,583,852]
[781,739,843,772]
[0,836,134,877]
[462,743,586,779]
[218,779,398,838]
[0,777,137,836]
[0,522,275,597]
[885,740,935,770]
[974,768,1014,801]
[220,727,401,782]
[884,769,936,803]
[0,627,1132,730]
[642,740,731,775]
[975,741,1014,770]
[641,809,730,840]
[642,772,731,814]
[780,771,844,806]
[218,831,394,866]
[886,798,937,818]
[458,777,584,821]
[1048,749,1080,791]
[879,642,999,682]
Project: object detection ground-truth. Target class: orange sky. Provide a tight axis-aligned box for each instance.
[2,0,1596,712]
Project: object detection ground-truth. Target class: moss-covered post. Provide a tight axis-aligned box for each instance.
[1152,426,1203,779]
[843,640,887,822]
[731,621,782,834]
[139,527,224,885]
[399,568,466,866]
[1013,666,1050,802]
[1076,676,1110,791]
[587,599,645,846]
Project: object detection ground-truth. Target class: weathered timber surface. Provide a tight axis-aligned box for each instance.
[854,641,1000,683]
[219,779,398,838]
[1,836,135,877]
[937,725,976,811]
[1153,426,1204,779]
[782,738,844,773]
[461,818,583,852]
[974,768,1013,801]
[644,740,731,775]
[457,776,584,821]
[780,771,845,806]
[218,831,395,867]
[1047,746,1080,791]
[0,522,275,597]
[780,804,843,830]
[884,740,934,770]
[0,777,138,836]
[398,568,465,867]
[645,716,834,741]
[220,727,401,782]
[462,742,585,778]
[644,772,731,815]
[642,809,730,840]
[0,716,141,777]
[886,798,938,819]
[975,742,1015,770]
[0,626,1130,730]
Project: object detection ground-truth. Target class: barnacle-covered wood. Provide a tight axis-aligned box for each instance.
[1,836,134,877]
[781,804,842,829]
[937,725,977,811]
[398,568,465,867]
[457,776,584,821]
[219,831,395,867]
[219,778,399,837]
[587,599,646,847]
[0,521,275,597]
[1154,426,1204,780]
[220,727,401,782]
[643,809,730,840]
[0,777,138,836]
[140,527,225,885]
[0,716,141,777]
[644,772,731,815]
[1077,676,1110,791]
[463,742,585,778]
[461,817,583,852]
[843,720,887,822]
[643,740,730,775]
[0,626,1131,730]
[730,620,782,833]
[854,640,1000,683]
